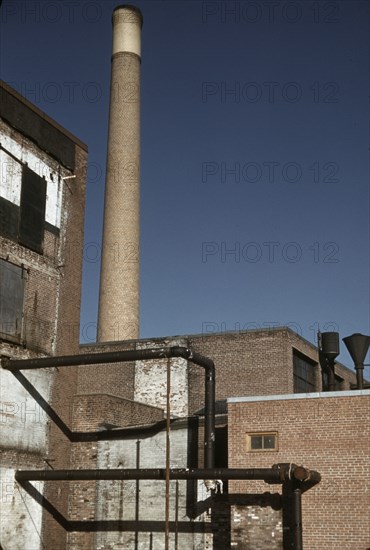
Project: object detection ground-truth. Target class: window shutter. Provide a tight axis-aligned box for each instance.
[19,166,46,253]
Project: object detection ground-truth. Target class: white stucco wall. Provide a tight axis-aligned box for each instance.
[0,367,53,452]
[134,339,189,417]
[93,426,208,549]
[0,467,44,550]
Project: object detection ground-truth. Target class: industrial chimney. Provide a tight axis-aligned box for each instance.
[98,5,143,342]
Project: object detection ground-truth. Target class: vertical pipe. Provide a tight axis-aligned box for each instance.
[165,358,171,550]
[135,439,140,549]
[327,358,335,392]
[292,484,303,550]
[356,366,364,390]
[98,5,143,342]
[175,480,179,550]
[204,366,215,468]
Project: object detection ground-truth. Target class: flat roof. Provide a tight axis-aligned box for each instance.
[227,389,370,404]
[0,80,88,151]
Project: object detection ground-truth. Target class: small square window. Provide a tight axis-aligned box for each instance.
[247,432,278,452]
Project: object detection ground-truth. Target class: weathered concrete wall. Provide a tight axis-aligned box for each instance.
[93,424,208,550]
[1,83,87,550]
[0,120,67,354]
[0,340,53,550]
[0,466,44,550]
[231,504,283,549]
[135,339,189,417]
[0,365,52,451]
[1,122,64,230]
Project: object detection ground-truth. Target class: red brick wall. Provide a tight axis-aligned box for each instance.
[228,392,370,549]
[188,329,314,413]
[44,140,87,550]
[1,97,87,549]
[72,394,163,432]
[77,342,136,400]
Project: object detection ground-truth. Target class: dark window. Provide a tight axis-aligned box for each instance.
[293,351,316,393]
[215,426,228,467]
[19,166,47,254]
[0,259,25,342]
[247,432,278,452]
[0,197,19,240]
[0,163,46,254]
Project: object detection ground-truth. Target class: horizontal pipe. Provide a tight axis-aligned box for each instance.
[1,346,214,372]
[15,465,320,484]
[15,468,283,482]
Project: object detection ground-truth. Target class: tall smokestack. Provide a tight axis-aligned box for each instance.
[98,5,143,342]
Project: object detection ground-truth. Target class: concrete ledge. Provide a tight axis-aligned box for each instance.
[227,389,370,404]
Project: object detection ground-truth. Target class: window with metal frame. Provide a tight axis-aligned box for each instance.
[293,351,317,393]
[246,432,278,452]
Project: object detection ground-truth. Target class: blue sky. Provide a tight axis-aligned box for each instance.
[1,0,369,370]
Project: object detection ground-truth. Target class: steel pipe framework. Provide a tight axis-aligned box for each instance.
[2,346,216,468]
[3,346,321,545]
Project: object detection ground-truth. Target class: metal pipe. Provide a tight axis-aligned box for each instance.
[1,346,213,371]
[175,480,179,550]
[327,358,335,391]
[15,465,320,483]
[165,357,171,550]
[2,346,216,467]
[204,364,215,468]
[355,366,364,390]
[292,484,303,550]
[135,440,140,548]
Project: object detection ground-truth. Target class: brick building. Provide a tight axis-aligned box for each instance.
[63,330,367,550]
[0,80,87,550]
[228,391,370,550]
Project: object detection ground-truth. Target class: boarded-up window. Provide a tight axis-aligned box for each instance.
[19,166,46,254]
[0,196,19,240]
[0,259,25,342]
[0,159,47,254]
